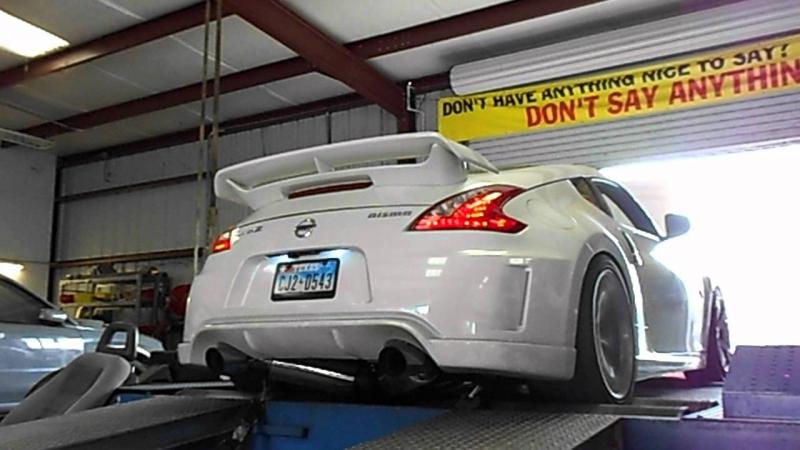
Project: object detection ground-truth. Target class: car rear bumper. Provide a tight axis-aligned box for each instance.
[180,206,585,381]
[177,313,575,380]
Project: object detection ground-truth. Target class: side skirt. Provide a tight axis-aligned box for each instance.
[635,353,703,381]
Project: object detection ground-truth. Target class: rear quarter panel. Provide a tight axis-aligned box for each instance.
[504,179,637,350]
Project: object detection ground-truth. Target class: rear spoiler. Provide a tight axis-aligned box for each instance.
[214,132,498,209]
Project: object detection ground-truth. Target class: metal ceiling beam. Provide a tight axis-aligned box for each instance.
[52,248,197,268]
[25,58,314,138]
[348,0,601,59]
[0,2,232,90]
[60,72,449,168]
[23,0,602,139]
[229,0,411,131]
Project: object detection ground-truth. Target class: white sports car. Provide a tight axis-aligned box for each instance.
[179,132,730,403]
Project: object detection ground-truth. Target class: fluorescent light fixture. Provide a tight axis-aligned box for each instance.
[0,10,68,58]
[460,249,508,256]
[426,257,447,266]
[0,262,24,279]
[424,269,442,278]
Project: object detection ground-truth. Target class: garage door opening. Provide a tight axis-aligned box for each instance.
[601,145,800,347]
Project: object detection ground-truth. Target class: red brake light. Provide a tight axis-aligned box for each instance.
[211,230,233,253]
[288,181,373,199]
[59,293,75,304]
[409,184,526,233]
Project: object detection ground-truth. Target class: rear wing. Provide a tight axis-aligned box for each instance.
[214,132,498,209]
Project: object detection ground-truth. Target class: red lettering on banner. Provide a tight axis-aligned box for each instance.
[781,59,800,86]
[607,91,623,114]
[669,82,688,104]
[708,74,725,97]
[667,63,796,105]
[624,90,642,111]
[541,103,558,123]
[687,78,707,101]
[526,106,539,127]
[609,87,658,113]
[641,86,658,108]
[747,66,769,91]
[728,69,745,94]
[559,99,577,122]
[583,95,599,118]
[526,100,579,127]
[770,63,780,87]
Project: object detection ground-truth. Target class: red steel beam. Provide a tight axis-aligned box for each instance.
[348,0,601,59]
[229,0,411,130]
[0,2,232,90]
[27,58,313,138]
[57,173,202,203]
[25,0,601,139]
[60,72,449,167]
[52,248,197,268]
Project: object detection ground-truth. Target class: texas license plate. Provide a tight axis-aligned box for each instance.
[272,259,339,300]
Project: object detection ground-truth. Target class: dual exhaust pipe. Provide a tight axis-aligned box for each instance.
[205,339,439,395]
[206,343,355,394]
[377,339,439,394]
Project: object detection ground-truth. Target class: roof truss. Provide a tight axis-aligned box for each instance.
[6,0,606,157]
[0,2,233,89]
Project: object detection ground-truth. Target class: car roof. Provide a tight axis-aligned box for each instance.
[471,163,602,186]
[504,164,601,179]
[0,273,61,311]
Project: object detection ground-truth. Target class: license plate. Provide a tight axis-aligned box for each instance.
[272,259,339,300]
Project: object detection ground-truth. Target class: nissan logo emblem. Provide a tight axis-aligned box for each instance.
[294,218,316,238]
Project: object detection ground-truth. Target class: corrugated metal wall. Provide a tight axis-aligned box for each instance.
[59,182,198,258]
[0,148,56,296]
[470,90,800,169]
[448,0,800,169]
[55,92,446,285]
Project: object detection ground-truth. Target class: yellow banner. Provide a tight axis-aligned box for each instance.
[438,34,800,142]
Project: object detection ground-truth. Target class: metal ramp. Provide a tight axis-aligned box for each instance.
[347,386,716,449]
[624,346,800,450]
[350,410,620,450]
[0,376,730,450]
[723,345,800,420]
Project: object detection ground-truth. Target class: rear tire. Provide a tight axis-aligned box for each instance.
[559,255,637,403]
[685,287,731,385]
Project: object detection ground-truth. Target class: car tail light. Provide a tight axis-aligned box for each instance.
[409,184,526,233]
[211,229,236,254]
[59,293,75,304]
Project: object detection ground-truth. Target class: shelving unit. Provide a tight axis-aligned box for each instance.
[58,271,169,327]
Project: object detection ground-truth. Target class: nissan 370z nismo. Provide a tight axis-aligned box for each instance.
[179,132,730,403]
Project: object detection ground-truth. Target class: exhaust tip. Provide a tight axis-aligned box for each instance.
[378,346,407,377]
[205,343,250,376]
[205,347,225,375]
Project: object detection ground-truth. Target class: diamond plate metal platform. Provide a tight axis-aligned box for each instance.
[723,345,800,420]
[0,394,256,450]
[350,410,619,450]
